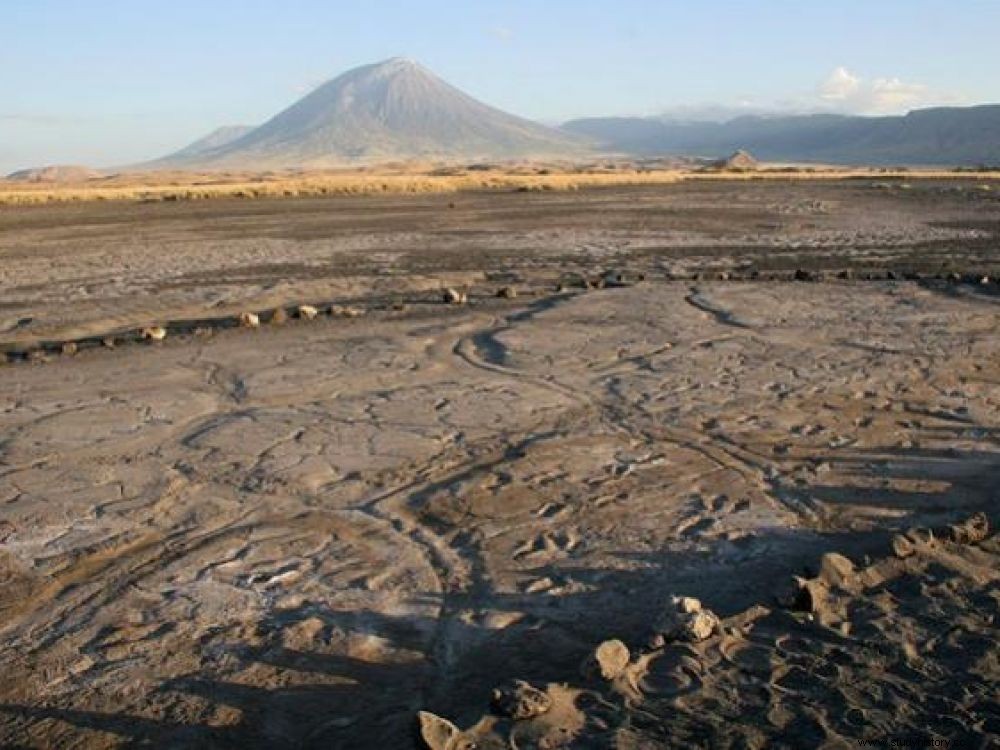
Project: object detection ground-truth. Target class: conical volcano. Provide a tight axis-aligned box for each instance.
[161,58,588,167]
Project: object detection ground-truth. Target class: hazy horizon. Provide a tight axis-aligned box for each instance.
[2,0,999,173]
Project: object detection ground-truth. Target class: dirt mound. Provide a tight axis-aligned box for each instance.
[714,149,759,170]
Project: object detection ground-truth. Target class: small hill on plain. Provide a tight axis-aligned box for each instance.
[5,165,103,182]
[713,149,759,170]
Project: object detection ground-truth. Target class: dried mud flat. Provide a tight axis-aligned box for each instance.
[0,181,998,749]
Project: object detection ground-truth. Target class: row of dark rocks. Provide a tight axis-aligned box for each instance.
[3,271,995,366]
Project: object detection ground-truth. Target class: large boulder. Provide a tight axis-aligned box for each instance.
[582,638,630,680]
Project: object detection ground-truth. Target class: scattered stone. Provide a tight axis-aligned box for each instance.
[652,596,721,645]
[416,711,462,750]
[491,679,552,720]
[496,286,517,299]
[947,512,989,545]
[602,270,646,286]
[443,288,468,305]
[524,576,554,594]
[330,305,365,318]
[777,576,829,615]
[102,336,116,348]
[270,308,289,325]
[61,342,78,356]
[891,533,916,559]
[297,304,320,320]
[818,552,855,589]
[905,527,936,548]
[141,326,167,342]
[239,312,260,328]
[583,639,630,681]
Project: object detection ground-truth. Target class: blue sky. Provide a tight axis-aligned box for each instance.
[2,0,998,172]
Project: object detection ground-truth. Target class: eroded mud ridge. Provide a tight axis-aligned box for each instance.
[0,183,998,748]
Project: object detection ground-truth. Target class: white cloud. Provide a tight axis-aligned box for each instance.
[817,66,958,114]
[656,67,965,123]
[820,67,861,102]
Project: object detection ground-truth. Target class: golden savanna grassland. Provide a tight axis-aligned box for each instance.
[2,163,998,205]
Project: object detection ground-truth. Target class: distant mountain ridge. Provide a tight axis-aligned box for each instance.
[562,106,1000,165]
[156,58,587,168]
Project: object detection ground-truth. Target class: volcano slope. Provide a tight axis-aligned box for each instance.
[0,180,997,749]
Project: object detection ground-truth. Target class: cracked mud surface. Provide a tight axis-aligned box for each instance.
[0,182,997,748]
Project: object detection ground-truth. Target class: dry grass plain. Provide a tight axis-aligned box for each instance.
[2,163,999,206]
[0,180,997,748]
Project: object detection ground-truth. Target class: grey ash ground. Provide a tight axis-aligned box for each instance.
[0,181,997,748]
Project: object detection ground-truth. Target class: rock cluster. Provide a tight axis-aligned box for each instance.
[947,512,989,544]
[650,596,721,647]
[491,679,552,719]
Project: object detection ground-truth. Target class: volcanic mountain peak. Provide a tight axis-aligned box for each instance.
[157,58,587,168]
